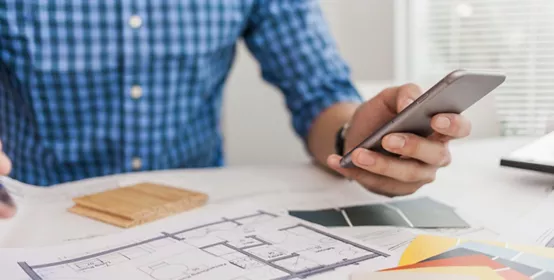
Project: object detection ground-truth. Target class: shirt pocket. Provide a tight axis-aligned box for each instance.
[28,1,119,73]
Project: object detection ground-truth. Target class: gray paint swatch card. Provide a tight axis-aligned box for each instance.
[535,272,554,280]
[494,258,542,277]
[343,204,411,227]
[288,209,349,227]
[389,198,469,228]
[288,196,469,229]
[423,248,492,262]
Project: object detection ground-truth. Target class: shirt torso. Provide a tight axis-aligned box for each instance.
[1,0,255,185]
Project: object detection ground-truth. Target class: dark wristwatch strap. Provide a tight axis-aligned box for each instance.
[335,122,350,156]
[335,126,345,156]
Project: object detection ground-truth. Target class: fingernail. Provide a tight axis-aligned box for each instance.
[401,98,414,111]
[435,116,451,129]
[0,183,15,207]
[357,150,375,166]
[387,135,406,149]
[327,155,341,167]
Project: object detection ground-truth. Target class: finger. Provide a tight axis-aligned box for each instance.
[333,149,437,184]
[0,187,15,219]
[0,152,12,175]
[382,133,452,166]
[350,148,437,183]
[431,113,472,139]
[396,83,423,113]
[327,155,426,196]
[0,203,15,219]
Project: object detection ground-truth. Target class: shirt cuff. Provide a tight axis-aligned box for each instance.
[292,86,364,143]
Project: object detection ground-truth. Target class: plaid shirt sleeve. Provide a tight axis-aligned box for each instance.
[243,0,364,141]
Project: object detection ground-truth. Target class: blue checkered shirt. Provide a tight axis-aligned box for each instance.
[0,0,362,186]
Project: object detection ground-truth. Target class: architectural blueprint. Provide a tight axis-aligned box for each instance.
[0,209,393,280]
[331,224,498,265]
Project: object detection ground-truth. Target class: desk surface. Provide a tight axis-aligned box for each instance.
[0,136,553,248]
[418,137,553,232]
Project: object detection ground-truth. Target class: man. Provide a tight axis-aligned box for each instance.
[0,1,471,218]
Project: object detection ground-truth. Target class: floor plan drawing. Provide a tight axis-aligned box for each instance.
[12,210,391,280]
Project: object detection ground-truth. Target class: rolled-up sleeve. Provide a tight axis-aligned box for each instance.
[243,0,363,141]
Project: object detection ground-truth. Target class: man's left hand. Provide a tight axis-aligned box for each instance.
[327,83,472,197]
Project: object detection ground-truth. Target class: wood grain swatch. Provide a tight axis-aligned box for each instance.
[68,182,208,228]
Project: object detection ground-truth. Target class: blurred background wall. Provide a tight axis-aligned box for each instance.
[222,0,396,166]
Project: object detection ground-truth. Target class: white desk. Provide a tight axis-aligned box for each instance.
[417,136,553,233]
[0,137,552,248]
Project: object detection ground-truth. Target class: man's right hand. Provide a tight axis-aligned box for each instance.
[0,139,15,219]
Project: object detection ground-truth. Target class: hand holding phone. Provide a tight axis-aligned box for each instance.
[326,69,505,196]
[339,69,506,168]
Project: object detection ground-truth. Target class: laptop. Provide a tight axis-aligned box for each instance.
[500,131,554,174]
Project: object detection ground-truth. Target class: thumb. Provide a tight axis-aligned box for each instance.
[0,140,12,175]
[0,203,16,219]
[0,152,12,175]
[0,184,15,219]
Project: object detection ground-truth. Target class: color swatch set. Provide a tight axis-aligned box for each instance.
[352,235,554,279]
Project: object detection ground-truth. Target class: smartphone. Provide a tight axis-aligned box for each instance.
[340,69,506,168]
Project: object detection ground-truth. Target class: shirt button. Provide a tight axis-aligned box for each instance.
[129,15,142,29]
[130,85,142,99]
[131,157,142,170]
